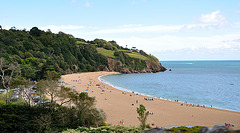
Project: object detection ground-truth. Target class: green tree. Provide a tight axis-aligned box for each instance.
[37,71,71,109]
[137,104,149,129]
[0,57,20,104]
[29,27,42,36]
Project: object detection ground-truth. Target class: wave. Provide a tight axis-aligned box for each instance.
[98,75,172,101]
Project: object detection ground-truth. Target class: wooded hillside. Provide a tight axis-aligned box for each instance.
[0,26,165,80]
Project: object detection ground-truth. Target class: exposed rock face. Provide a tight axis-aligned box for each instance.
[107,58,123,71]
[107,58,166,74]
[142,124,240,133]
[199,124,239,133]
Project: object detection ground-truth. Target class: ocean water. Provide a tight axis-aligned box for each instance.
[100,61,240,112]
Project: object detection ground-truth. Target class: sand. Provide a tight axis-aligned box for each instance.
[61,71,240,129]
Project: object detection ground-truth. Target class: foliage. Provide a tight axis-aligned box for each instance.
[164,126,202,133]
[0,57,21,104]
[62,125,145,133]
[0,26,165,79]
[137,104,149,129]
[62,126,202,133]
[0,27,109,80]
[0,91,106,132]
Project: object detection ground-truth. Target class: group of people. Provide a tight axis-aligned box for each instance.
[144,98,154,101]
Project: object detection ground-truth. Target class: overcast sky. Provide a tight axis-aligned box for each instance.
[1,0,240,60]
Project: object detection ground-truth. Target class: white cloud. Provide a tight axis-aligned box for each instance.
[83,23,231,35]
[199,10,225,23]
[2,25,85,32]
[85,1,90,7]
[40,25,84,32]
[85,25,182,35]
[110,33,240,54]
[121,24,142,27]
[132,1,137,5]
[71,0,76,3]
[236,10,240,13]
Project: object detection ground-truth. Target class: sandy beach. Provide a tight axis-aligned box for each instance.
[61,71,240,129]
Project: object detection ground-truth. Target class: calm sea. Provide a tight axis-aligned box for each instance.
[99,61,240,112]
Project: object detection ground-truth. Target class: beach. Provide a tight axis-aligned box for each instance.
[61,71,240,129]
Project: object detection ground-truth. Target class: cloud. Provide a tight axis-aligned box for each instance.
[132,1,137,5]
[110,33,240,54]
[121,24,142,27]
[84,25,182,35]
[236,10,240,13]
[85,1,90,7]
[71,0,76,3]
[40,25,84,31]
[83,23,231,35]
[199,10,225,23]
[180,23,230,31]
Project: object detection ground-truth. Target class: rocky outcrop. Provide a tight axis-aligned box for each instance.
[142,124,240,133]
[141,127,167,133]
[199,124,239,133]
[107,58,166,74]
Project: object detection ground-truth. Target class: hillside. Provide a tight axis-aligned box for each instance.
[0,27,166,80]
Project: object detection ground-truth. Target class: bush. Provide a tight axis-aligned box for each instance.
[63,126,145,133]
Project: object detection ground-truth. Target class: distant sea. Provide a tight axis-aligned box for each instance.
[99,61,240,112]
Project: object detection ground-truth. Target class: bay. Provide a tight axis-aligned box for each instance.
[100,61,240,112]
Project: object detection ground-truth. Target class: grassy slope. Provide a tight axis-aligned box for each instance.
[97,48,150,61]
[126,52,150,61]
[96,48,116,59]
[0,90,25,105]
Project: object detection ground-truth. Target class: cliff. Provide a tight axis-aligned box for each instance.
[107,58,166,74]
[102,48,166,73]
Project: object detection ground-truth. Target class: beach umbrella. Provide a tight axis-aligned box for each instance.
[102,90,105,92]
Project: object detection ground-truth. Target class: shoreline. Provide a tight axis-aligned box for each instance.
[61,71,240,129]
[99,74,239,113]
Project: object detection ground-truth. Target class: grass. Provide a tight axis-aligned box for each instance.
[97,48,150,61]
[76,41,88,45]
[0,89,26,105]
[125,52,150,61]
[97,48,115,59]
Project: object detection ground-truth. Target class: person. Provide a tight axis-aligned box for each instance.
[136,100,138,104]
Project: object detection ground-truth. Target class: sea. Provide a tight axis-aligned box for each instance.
[99,61,240,112]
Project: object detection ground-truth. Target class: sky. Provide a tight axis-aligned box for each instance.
[1,0,240,60]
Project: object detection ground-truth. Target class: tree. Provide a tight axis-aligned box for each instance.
[69,92,106,127]
[30,27,42,36]
[137,104,149,129]
[37,71,70,109]
[0,57,21,104]
[11,77,32,105]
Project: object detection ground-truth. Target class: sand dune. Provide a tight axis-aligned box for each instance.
[61,71,240,129]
